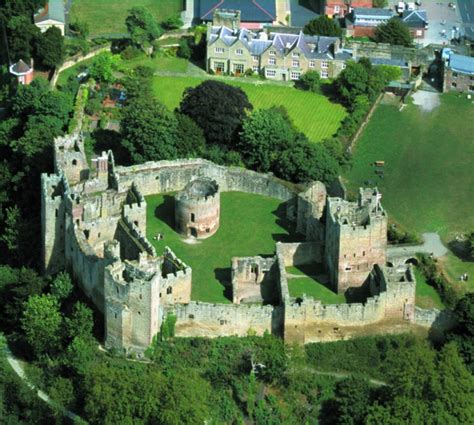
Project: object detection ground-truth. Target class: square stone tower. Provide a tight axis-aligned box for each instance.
[324,188,387,293]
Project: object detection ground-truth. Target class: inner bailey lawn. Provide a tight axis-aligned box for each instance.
[146,191,303,303]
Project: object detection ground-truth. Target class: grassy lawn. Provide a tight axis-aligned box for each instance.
[152,76,347,142]
[343,94,474,290]
[414,268,444,309]
[56,57,96,88]
[121,53,188,73]
[70,0,183,37]
[146,192,302,303]
[286,264,346,304]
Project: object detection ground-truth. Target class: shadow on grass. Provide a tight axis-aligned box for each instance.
[448,239,473,263]
[154,195,176,231]
[214,268,233,301]
[271,203,305,243]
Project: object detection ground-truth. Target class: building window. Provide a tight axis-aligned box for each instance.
[214,62,225,73]
[233,63,245,74]
[292,60,299,68]
[452,72,458,78]
[469,85,474,92]
[321,71,329,79]
[167,287,172,295]
[321,61,329,69]
[269,50,275,56]
[266,69,276,77]
[268,57,276,65]
[451,82,457,88]
[309,60,315,68]
[416,30,422,36]
[290,71,301,80]
[214,47,224,53]
[235,48,243,55]
[252,55,259,62]
[334,5,340,13]
[252,65,259,72]
[292,52,299,58]
[190,213,195,222]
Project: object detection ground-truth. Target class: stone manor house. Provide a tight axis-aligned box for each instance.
[42,130,447,354]
[206,10,350,80]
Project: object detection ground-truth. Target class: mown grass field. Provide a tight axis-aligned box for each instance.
[146,192,302,303]
[344,94,474,292]
[286,264,346,304]
[152,76,347,142]
[414,268,444,310]
[70,0,183,36]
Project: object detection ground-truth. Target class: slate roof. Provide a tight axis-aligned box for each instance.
[449,53,474,75]
[34,0,65,24]
[209,26,346,60]
[353,8,394,19]
[10,59,32,74]
[200,0,276,22]
[402,10,427,28]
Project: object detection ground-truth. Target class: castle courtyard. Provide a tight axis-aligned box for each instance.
[146,191,303,303]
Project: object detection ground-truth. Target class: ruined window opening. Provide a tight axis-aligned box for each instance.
[344,254,346,259]
[251,265,258,274]
[345,266,352,271]
[76,219,80,226]
[190,213,195,222]
[138,311,141,315]
[139,294,142,299]
[353,253,356,257]
[84,229,90,240]
[220,319,226,325]
[206,228,210,233]
[189,314,194,319]
[72,159,77,166]
[116,287,119,295]
[167,287,172,295]
[363,251,366,256]
[55,209,58,217]
[114,313,117,319]
[159,293,162,298]
[134,220,138,227]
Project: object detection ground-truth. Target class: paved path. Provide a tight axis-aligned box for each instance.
[387,232,448,259]
[4,347,82,421]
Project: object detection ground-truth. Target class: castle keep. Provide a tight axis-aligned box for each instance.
[42,133,443,353]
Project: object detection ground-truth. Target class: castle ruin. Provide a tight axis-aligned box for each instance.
[42,132,447,354]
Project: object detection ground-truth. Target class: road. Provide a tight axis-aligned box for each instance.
[457,0,474,41]
[387,232,448,259]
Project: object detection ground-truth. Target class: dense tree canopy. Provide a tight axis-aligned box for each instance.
[304,15,342,37]
[89,52,121,83]
[374,17,413,47]
[35,26,64,68]
[179,80,253,146]
[295,70,322,93]
[125,7,163,48]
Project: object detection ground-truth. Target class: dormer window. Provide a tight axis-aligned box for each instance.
[235,49,243,55]
[292,52,299,58]
[215,47,225,54]
[252,55,259,62]
[269,51,275,56]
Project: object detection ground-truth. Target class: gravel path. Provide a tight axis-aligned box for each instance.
[387,232,448,259]
[412,90,441,112]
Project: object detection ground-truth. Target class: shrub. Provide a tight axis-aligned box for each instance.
[295,70,321,93]
[177,39,191,59]
[120,46,141,60]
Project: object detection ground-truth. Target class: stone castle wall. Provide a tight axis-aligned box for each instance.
[171,302,282,338]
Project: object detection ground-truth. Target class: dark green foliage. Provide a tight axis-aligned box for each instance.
[5,15,40,62]
[175,112,206,157]
[373,0,388,7]
[446,293,474,373]
[295,70,322,93]
[159,313,177,341]
[417,254,456,308]
[69,20,89,39]
[177,38,191,59]
[374,17,413,47]
[387,224,421,244]
[50,272,73,302]
[331,377,372,425]
[179,80,253,145]
[121,95,180,162]
[304,15,342,37]
[85,97,102,116]
[161,14,183,30]
[35,26,64,69]
[239,108,296,172]
[89,52,121,83]
[274,138,340,184]
[125,7,163,48]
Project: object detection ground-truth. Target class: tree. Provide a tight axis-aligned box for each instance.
[125,7,163,48]
[239,108,296,172]
[175,112,206,157]
[66,302,94,341]
[177,39,191,59]
[304,15,342,37]
[66,336,96,375]
[374,18,413,47]
[336,61,370,105]
[295,70,321,93]
[446,293,474,373]
[121,95,180,163]
[273,138,340,184]
[35,26,64,68]
[89,52,121,83]
[21,294,62,356]
[373,0,388,7]
[332,377,372,425]
[6,15,40,62]
[179,80,253,146]
[161,14,183,30]
[50,272,73,302]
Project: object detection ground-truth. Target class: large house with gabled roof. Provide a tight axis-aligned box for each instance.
[206,23,351,80]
